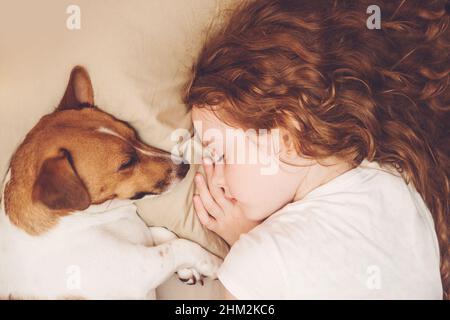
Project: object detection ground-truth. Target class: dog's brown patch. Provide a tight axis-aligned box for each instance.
[32,149,91,211]
[4,66,189,236]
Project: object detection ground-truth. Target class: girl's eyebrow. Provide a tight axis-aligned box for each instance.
[193,127,209,145]
[193,126,216,148]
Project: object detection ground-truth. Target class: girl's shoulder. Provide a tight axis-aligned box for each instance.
[275,159,423,216]
[218,161,442,299]
[253,159,439,264]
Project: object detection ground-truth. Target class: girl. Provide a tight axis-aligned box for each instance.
[185,0,449,299]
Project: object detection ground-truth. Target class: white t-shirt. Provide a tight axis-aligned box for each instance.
[218,160,443,299]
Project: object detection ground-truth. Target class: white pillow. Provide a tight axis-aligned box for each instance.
[0,0,237,258]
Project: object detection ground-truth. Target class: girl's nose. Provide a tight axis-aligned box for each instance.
[210,161,233,199]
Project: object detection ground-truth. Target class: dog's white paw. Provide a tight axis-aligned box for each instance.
[172,239,222,282]
[177,268,204,285]
[193,253,222,280]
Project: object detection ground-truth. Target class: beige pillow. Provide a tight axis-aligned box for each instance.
[0,0,235,258]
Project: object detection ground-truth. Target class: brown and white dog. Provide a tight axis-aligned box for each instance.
[0,66,221,299]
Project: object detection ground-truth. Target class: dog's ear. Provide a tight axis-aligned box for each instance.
[32,149,91,211]
[57,66,95,111]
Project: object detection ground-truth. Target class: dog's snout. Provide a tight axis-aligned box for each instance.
[176,163,190,179]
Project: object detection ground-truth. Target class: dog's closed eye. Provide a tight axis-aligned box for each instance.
[118,150,139,171]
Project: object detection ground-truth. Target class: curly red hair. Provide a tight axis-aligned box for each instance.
[185,0,449,298]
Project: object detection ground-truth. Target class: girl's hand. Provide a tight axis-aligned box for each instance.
[193,158,260,246]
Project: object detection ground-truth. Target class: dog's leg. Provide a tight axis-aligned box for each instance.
[149,226,219,285]
[40,237,221,299]
[149,226,177,245]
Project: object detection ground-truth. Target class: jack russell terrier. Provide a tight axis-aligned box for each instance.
[0,66,222,299]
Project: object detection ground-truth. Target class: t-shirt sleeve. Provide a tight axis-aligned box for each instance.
[217,228,287,300]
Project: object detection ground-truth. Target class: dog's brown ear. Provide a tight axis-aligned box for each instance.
[32,149,91,211]
[57,66,95,111]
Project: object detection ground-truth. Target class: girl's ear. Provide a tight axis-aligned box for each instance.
[279,129,297,157]
[277,129,313,168]
[57,66,95,111]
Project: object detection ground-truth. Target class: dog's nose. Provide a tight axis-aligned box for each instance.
[176,163,190,179]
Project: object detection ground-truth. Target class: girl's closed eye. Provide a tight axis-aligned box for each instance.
[203,144,225,164]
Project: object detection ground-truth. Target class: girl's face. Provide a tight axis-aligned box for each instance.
[191,107,302,221]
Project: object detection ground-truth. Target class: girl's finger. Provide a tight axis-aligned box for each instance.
[194,173,223,218]
[202,157,231,211]
[193,195,217,231]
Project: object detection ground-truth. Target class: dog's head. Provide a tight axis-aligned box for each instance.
[3,66,189,234]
